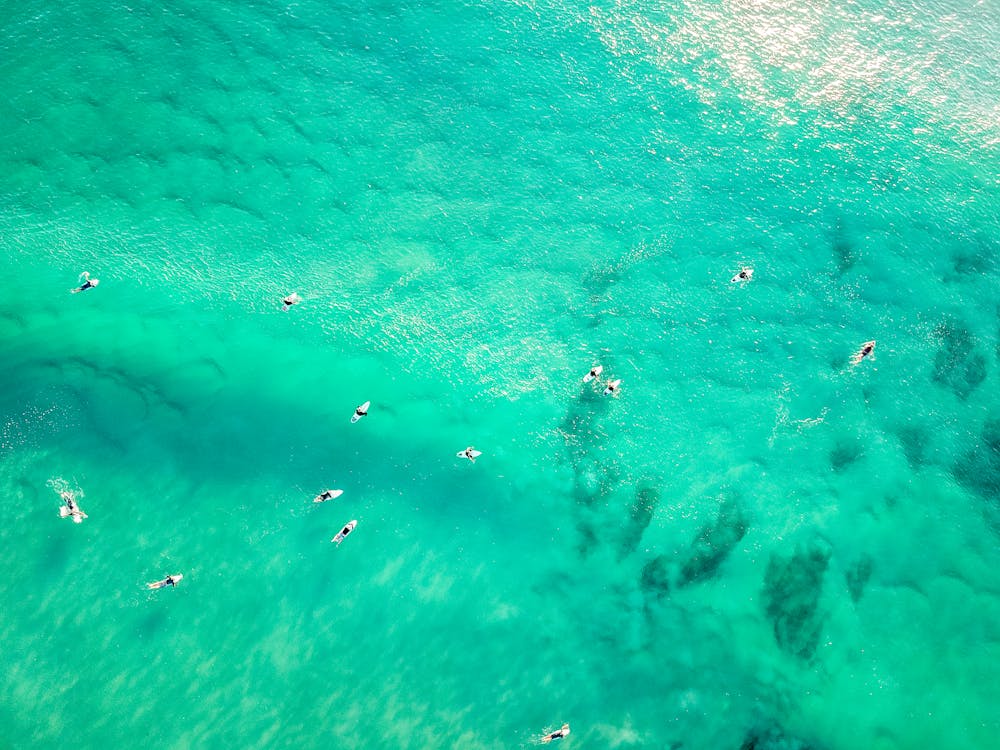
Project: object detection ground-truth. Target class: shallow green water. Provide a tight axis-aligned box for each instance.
[1,1,999,748]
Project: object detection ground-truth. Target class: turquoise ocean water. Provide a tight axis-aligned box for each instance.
[1,0,998,747]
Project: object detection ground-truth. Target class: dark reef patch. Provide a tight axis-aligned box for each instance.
[559,388,611,465]
[678,497,748,587]
[558,387,617,509]
[619,483,660,558]
[951,247,990,277]
[829,438,864,473]
[571,457,618,508]
[557,380,627,555]
[953,417,1000,506]
[830,218,856,272]
[932,319,987,400]
[846,556,873,603]
[740,728,818,750]
[896,423,929,469]
[640,554,671,600]
[995,304,1000,362]
[949,234,999,279]
[762,545,830,659]
[576,520,599,557]
[135,607,169,639]
[582,263,620,298]
[638,496,749,602]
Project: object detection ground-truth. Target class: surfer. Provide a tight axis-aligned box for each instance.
[459,446,479,463]
[603,379,621,396]
[541,724,570,743]
[332,520,357,546]
[147,574,182,590]
[583,365,603,383]
[59,491,87,523]
[352,402,369,422]
[851,340,876,365]
[71,271,100,293]
[731,267,753,283]
[313,489,343,503]
[282,292,302,310]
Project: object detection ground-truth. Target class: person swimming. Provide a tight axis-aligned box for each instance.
[71,272,100,293]
[59,490,87,523]
[146,574,183,589]
[731,267,753,283]
[540,724,570,743]
[282,292,302,309]
[851,340,876,365]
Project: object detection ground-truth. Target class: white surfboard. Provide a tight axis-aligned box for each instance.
[731,267,753,283]
[603,379,621,395]
[583,365,603,383]
[851,340,876,365]
[313,489,344,503]
[332,520,357,546]
[457,448,482,461]
[351,401,370,423]
[147,574,183,590]
[60,503,86,523]
[541,724,571,743]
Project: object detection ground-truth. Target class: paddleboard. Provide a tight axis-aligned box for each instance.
[583,365,603,383]
[332,520,357,545]
[313,489,344,503]
[351,401,370,423]
[603,379,621,395]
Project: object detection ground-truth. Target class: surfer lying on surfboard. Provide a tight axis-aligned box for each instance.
[457,446,481,463]
[332,520,357,546]
[731,267,753,283]
[70,271,100,294]
[59,491,87,523]
[583,365,602,383]
[603,379,621,396]
[540,724,570,743]
[313,489,344,503]
[147,574,182,590]
[851,340,876,366]
[282,292,301,310]
[351,401,370,423]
